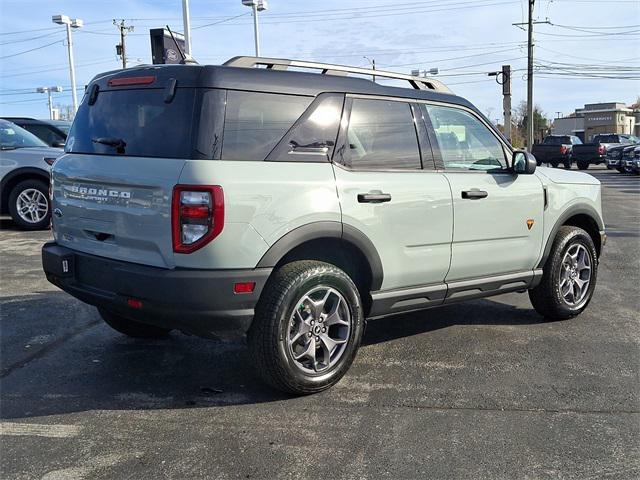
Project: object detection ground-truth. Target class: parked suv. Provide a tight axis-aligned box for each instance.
[42,57,605,394]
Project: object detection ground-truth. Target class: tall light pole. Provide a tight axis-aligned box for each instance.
[182,0,192,55]
[242,0,267,57]
[52,15,83,115]
[37,87,63,120]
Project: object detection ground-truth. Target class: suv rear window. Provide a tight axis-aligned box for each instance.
[66,88,195,158]
[594,135,620,144]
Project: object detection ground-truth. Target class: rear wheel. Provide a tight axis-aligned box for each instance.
[550,160,559,168]
[577,160,590,170]
[248,260,364,395]
[529,226,598,320]
[8,179,51,230]
[98,308,171,338]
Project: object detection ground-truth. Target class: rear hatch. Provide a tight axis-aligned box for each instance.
[52,69,199,268]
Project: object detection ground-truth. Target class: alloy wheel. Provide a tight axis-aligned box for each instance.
[559,243,592,308]
[16,188,49,224]
[287,286,351,374]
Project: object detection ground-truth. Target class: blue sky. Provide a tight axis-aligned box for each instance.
[1,0,638,120]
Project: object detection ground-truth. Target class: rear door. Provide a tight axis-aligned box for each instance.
[53,85,197,268]
[421,103,544,282]
[333,96,453,292]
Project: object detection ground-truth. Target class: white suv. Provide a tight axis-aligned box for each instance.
[42,57,605,394]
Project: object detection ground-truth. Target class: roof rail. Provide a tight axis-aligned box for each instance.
[223,56,452,94]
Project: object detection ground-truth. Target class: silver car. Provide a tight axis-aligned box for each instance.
[0,119,62,229]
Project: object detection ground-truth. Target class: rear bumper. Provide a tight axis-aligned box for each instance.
[42,242,271,338]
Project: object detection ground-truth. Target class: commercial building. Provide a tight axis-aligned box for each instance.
[551,102,637,142]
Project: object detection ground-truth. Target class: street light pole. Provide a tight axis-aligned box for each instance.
[37,87,63,120]
[243,1,267,57]
[182,0,192,55]
[52,15,82,115]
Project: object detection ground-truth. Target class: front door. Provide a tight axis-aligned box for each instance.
[333,96,453,291]
[421,103,544,282]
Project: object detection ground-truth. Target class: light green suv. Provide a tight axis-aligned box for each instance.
[42,57,605,394]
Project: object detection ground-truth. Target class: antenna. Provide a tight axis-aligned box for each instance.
[165,25,186,62]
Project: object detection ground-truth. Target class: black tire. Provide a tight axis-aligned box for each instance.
[550,160,559,168]
[577,161,589,170]
[564,159,572,170]
[8,179,51,230]
[248,260,365,395]
[98,308,171,338]
[529,226,598,320]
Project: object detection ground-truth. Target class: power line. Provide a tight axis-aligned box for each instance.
[0,39,63,59]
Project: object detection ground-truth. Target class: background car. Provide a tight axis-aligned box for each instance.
[532,135,582,169]
[0,119,62,229]
[1,117,68,148]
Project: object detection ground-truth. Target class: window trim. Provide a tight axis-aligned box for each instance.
[419,100,514,174]
[331,94,429,173]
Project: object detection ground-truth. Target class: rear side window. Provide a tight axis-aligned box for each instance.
[543,136,570,145]
[222,91,312,161]
[67,88,195,158]
[343,98,421,170]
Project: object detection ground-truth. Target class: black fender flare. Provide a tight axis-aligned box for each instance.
[537,204,604,268]
[256,221,384,291]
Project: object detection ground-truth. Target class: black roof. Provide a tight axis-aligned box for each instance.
[90,63,478,112]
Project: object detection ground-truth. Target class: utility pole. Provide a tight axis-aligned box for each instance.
[114,20,134,69]
[488,65,512,142]
[182,0,192,55]
[364,56,376,82]
[52,15,83,114]
[526,0,534,149]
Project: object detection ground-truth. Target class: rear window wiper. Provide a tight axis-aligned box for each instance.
[92,137,126,153]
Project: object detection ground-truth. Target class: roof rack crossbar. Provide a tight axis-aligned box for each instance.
[223,56,451,93]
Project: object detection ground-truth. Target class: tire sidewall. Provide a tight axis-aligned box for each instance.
[548,229,598,316]
[8,179,51,230]
[274,267,364,389]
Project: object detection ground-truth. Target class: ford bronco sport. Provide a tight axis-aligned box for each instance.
[42,57,605,394]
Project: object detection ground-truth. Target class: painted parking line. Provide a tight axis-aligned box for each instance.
[0,422,81,438]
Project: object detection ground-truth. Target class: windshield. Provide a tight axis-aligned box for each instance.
[67,88,195,158]
[0,120,48,150]
[543,136,570,145]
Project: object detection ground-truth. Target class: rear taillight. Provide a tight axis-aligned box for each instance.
[560,145,568,155]
[598,145,606,155]
[172,185,224,254]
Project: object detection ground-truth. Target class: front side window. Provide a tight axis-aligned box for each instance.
[424,104,507,171]
[0,119,48,150]
[222,91,312,161]
[343,98,421,170]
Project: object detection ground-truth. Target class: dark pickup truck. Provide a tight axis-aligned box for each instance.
[572,134,639,170]
[532,135,582,169]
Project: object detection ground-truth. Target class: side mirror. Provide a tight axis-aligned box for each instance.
[512,150,536,174]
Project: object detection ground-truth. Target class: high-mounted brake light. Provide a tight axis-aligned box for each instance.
[108,76,156,87]
[172,185,224,254]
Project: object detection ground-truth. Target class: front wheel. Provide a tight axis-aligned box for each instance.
[529,226,598,320]
[248,260,364,395]
[8,179,51,230]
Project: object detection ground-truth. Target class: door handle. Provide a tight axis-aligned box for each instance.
[357,192,392,203]
[461,189,488,200]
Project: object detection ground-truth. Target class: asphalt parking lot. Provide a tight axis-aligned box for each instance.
[1,166,638,479]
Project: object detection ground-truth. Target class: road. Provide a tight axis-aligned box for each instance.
[1,167,638,479]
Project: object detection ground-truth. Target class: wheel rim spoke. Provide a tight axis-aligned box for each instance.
[287,285,351,374]
[558,243,592,307]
